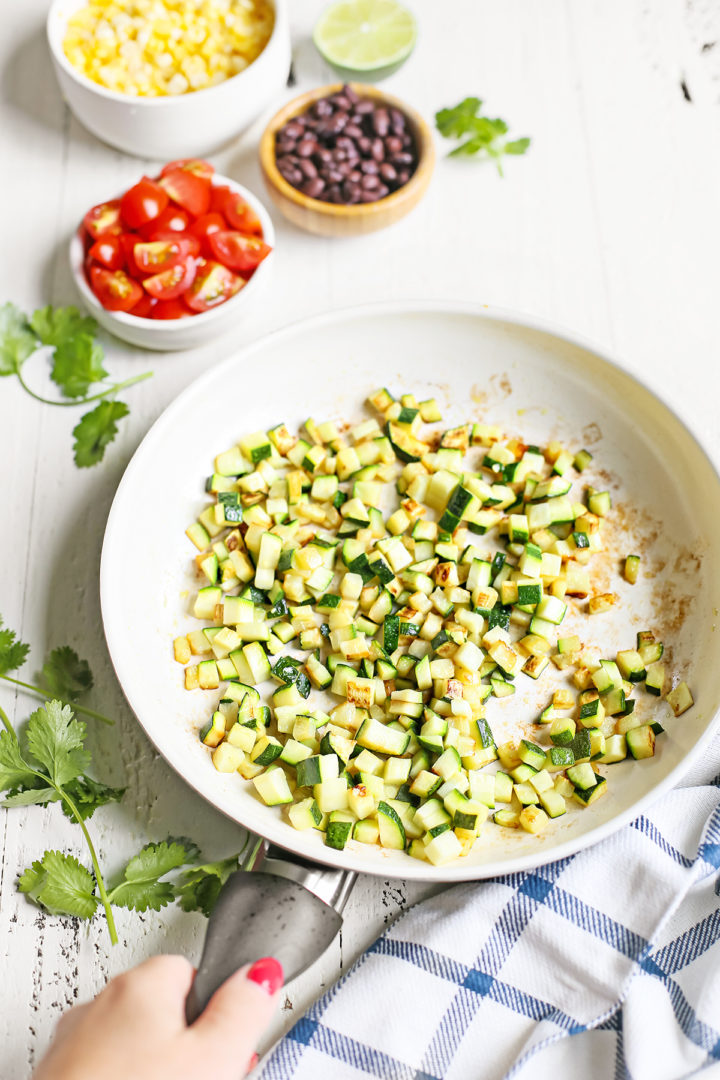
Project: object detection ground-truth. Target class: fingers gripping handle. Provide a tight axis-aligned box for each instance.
[186,858,356,1023]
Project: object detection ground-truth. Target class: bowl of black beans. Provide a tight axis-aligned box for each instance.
[259,83,434,236]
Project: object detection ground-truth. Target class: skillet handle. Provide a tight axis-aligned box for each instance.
[185,843,357,1023]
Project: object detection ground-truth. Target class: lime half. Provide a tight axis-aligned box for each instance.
[313,0,417,81]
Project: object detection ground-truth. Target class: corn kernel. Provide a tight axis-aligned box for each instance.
[63,0,273,98]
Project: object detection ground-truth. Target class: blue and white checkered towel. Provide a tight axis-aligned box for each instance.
[260,742,720,1080]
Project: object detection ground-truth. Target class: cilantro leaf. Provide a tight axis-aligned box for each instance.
[26,701,90,787]
[72,400,129,468]
[30,305,97,348]
[435,98,530,171]
[0,303,38,375]
[177,854,240,917]
[41,646,94,701]
[61,775,125,821]
[3,785,60,808]
[51,334,108,399]
[0,730,39,791]
[504,137,532,155]
[0,615,30,675]
[435,97,483,137]
[109,838,199,912]
[19,850,98,919]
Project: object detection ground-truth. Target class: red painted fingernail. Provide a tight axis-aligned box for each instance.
[246,957,283,995]
[248,1052,259,1072]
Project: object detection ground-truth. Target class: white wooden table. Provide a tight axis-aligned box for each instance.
[1,0,719,1074]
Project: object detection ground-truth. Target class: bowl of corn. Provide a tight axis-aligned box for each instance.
[47,0,291,158]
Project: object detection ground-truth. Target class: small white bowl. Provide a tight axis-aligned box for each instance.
[70,174,275,351]
[47,0,291,159]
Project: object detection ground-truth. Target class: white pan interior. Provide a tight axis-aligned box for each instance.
[101,303,720,882]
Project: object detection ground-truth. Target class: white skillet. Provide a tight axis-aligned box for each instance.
[100,302,720,888]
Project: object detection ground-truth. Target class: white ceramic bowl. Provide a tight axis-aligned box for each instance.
[47,0,291,159]
[69,174,275,350]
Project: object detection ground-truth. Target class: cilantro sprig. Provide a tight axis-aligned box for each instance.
[1,618,252,942]
[0,699,123,942]
[0,614,113,726]
[0,302,152,468]
[435,97,530,174]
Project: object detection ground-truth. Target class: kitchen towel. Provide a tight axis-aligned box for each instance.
[259,740,720,1080]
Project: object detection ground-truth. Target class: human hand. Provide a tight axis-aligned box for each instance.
[32,954,283,1080]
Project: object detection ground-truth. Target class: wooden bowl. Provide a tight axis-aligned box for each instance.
[259,83,435,237]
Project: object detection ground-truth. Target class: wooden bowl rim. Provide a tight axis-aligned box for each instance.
[259,82,435,218]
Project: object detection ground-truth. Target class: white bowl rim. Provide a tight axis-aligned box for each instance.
[47,0,286,109]
[69,173,276,332]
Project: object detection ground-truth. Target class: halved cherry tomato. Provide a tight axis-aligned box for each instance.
[184,259,244,312]
[161,158,214,180]
[209,185,233,213]
[221,193,263,236]
[132,237,192,274]
[88,235,124,271]
[142,256,197,300]
[120,234,148,279]
[120,177,168,230]
[209,230,271,273]
[142,205,192,235]
[152,298,194,319]
[189,213,226,257]
[145,230,201,257]
[89,266,143,312]
[128,293,157,318]
[159,169,211,217]
[84,200,122,240]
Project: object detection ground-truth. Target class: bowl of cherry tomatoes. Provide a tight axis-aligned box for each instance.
[70,158,275,351]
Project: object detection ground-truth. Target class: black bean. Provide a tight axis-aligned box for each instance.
[336,161,351,177]
[392,152,414,166]
[401,133,413,149]
[360,159,379,175]
[359,189,380,203]
[371,138,385,162]
[355,99,374,114]
[325,184,342,202]
[384,135,402,155]
[376,183,390,198]
[313,147,332,166]
[302,177,325,198]
[326,111,348,134]
[313,98,333,117]
[333,149,348,164]
[299,158,318,179]
[326,168,344,183]
[330,94,352,110]
[361,174,380,191]
[373,108,390,137]
[278,162,303,185]
[348,169,362,183]
[390,108,406,134]
[282,120,303,139]
[342,180,361,203]
[396,169,410,185]
[344,123,363,140]
[357,136,372,154]
[343,84,360,103]
[296,138,317,158]
[379,162,397,183]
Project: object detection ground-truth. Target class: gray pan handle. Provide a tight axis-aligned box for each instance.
[186,843,357,1023]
